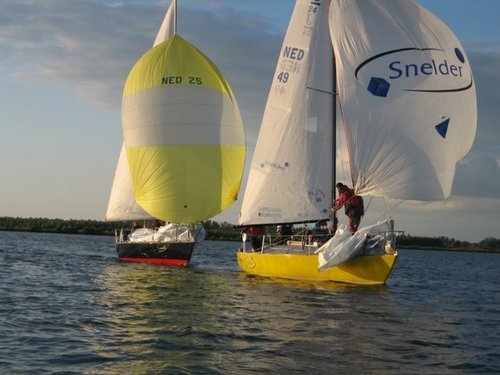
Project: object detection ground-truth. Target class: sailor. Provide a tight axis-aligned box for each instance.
[331,182,364,234]
[244,225,266,251]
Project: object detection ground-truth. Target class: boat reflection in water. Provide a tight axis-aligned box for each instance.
[90,251,391,373]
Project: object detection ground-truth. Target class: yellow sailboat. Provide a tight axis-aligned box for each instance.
[237,0,476,284]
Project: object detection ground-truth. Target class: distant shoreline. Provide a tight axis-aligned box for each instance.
[0,216,498,252]
[398,245,499,254]
[1,229,497,253]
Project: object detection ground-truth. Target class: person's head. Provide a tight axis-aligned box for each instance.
[336,182,347,191]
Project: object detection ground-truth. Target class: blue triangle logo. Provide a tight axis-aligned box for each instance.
[435,118,450,138]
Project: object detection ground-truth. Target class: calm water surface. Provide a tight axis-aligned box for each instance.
[0,231,499,374]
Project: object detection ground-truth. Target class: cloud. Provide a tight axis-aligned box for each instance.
[450,44,500,199]
[392,195,500,242]
[1,2,496,147]
[0,0,154,107]
[468,47,500,144]
[0,0,281,132]
[453,155,500,198]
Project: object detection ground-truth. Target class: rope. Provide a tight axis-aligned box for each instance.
[373,198,403,223]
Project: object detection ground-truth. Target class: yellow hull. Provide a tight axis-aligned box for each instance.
[237,251,398,285]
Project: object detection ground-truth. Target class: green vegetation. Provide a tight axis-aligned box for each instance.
[398,234,500,252]
[0,216,498,251]
[0,216,120,236]
[0,216,240,241]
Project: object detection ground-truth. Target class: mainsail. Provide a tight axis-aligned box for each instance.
[239,0,333,226]
[329,0,477,200]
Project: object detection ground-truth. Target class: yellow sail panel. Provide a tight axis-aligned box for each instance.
[126,144,245,223]
[219,146,247,210]
[123,35,233,99]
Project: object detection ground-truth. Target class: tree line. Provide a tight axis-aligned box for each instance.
[0,216,498,251]
[0,217,240,241]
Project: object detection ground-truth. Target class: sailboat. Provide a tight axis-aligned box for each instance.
[237,0,476,284]
[106,0,246,265]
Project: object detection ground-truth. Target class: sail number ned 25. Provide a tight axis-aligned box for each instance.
[162,76,203,85]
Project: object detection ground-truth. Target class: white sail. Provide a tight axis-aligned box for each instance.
[106,145,153,221]
[153,0,176,46]
[329,0,477,200]
[239,0,333,226]
[106,0,177,221]
[317,219,392,270]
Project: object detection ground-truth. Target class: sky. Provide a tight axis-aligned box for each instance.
[0,0,498,242]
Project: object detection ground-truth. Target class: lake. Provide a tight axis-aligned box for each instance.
[0,231,499,374]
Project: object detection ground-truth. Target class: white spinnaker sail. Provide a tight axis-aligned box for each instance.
[329,0,477,200]
[239,0,333,226]
[106,0,176,221]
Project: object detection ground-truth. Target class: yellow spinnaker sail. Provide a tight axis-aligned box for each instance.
[122,35,246,223]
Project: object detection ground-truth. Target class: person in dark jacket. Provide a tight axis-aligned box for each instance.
[331,182,364,234]
[244,225,266,250]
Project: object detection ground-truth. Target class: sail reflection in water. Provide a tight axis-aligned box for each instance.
[91,256,393,373]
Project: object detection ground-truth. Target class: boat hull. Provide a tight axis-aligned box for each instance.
[116,241,196,266]
[237,251,398,285]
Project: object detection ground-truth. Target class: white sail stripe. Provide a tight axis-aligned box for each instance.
[122,86,244,147]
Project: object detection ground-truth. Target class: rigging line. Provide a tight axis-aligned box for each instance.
[376,198,404,223]
[305,86,335,96]
[364,196,373,214]
[335,88,355,188]
[173,0,177,35]
[335,102,348,186]
[332,193,360,211]
[390,199,404,211]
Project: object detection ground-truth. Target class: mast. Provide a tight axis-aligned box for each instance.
[173,0,177,35]
[331,49,337,227]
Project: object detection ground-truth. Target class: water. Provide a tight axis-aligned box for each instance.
[1,231,499,374]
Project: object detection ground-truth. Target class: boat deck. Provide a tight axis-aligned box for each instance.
[242,232,398,257]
